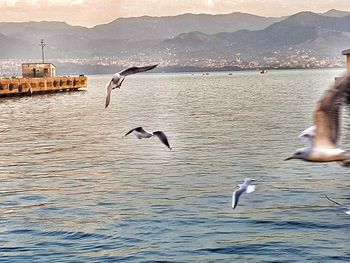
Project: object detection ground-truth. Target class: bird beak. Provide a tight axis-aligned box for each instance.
[284,156,294,161]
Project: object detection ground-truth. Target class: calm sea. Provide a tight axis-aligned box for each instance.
[1,69,350,262]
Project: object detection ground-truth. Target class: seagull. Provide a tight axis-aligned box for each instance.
[105,64,158,108]
[325,195,350,215]
[285,73,350,165]
[123,127,172,150]
[232,178,256,210]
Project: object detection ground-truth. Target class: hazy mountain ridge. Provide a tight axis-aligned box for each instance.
[90,12,284,40]
[0,10,349,72]
[0,11,282,59]
[322,9,350,17]
[152,12,350,59]
[0,33,37,58]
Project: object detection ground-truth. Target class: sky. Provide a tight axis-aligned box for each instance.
[1,0,350,27]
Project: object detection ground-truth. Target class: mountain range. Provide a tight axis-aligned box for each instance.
[161,11,350,58]
[0,9,350,72]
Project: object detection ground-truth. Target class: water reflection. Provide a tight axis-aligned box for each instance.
[0,69,349,262]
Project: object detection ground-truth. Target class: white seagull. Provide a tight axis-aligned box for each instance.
[105,64,158,108]
[232,178,256,210]
[123,127,172,150]
[325,195,350,215]
[285,72,350,165]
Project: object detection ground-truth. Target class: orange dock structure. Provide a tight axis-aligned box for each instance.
[0,63,87,97]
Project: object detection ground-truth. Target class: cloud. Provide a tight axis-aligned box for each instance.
[0,0,85,6]
[0,0,349,27]
[94,0,350,18]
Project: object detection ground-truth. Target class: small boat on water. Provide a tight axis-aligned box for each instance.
[260,69,268,74]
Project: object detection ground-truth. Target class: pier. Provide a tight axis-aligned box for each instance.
[0,75,87,97]
[0,62,87,97]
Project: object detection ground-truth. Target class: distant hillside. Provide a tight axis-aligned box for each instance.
[0,33,36,58]
[322,9,350,17]
[0,12,283,43]
[0,12,284,59]
[155,12,350,59]
[0,10,349,71]
[91,12,283,40]
[0,21,88,42]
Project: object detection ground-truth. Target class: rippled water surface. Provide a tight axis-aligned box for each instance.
[1,69,350,262]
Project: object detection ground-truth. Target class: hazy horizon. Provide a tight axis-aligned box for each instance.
[1,0,350,27]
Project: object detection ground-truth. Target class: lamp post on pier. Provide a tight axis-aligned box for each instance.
[40,39,46,63]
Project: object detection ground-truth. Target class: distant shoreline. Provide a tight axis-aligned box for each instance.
[55,65,345,76]
[0,61,344,77]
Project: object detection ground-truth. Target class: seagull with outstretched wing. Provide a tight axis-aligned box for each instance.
[105,64,158,108]
[232,178,256,210]
[123,127,172,150]
[285,73,350,165]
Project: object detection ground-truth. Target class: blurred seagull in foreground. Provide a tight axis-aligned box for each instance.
[232,178,256,210]
[325,195,350,215]
[123,127,172,150]
[285,73,350,166]
[105,64,158,108]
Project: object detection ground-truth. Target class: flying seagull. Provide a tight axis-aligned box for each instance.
[232,178,256,210]
[325,195,350,215]
[285,73,350,165]
[105,64,158,108]
[123,127,172,150]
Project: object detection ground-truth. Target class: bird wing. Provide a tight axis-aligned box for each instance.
[325,195,350,212]
[152,131,171,150]
[246,185,255,193]
[325,194,344,206]
[298,126,316,146]
[123,127,151,138]
[232,187,245,209]
[313,73,350,148]
[134,127,148,135]
[123,127,138,137]
[105,79,113,109]
[118,64,158,76]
